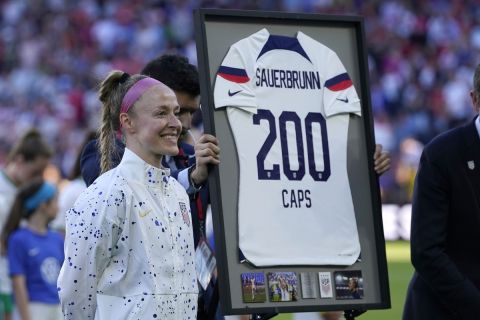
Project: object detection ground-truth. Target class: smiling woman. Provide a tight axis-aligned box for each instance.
[117,77,182,167]
[57,71,197,320]
[97,73,182,173]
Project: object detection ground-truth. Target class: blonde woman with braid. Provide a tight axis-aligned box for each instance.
[57,71,197,320]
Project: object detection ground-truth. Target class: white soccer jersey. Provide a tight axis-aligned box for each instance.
[214,28,362,266]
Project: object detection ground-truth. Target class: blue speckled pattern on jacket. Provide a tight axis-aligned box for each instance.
[58,148,198,320]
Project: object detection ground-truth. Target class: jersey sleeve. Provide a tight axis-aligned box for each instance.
[213,45,257,112]
[323,51,361,117]
[8,233,27,276]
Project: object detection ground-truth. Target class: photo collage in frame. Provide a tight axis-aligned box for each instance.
[241,270,364,303]
[195,8,390,314]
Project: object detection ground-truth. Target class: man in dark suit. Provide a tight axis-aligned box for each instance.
[403,64,480,319]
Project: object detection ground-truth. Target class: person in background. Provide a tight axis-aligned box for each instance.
[58,71,198,319]
[0,130,53,204]
[1,180,63,320]
[0,129,53,320]
[403,64,480,319]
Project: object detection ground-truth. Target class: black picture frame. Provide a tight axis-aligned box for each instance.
[194,8,390,315]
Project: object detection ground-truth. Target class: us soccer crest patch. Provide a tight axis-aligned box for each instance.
[468,160,475,170]
[179,202,190,227]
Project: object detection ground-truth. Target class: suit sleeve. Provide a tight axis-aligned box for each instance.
[410,149,480,318]
[57,189,123,320]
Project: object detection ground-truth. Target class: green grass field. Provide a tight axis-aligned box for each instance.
[271,241,413,320]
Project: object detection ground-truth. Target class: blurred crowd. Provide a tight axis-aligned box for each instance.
[0,0,479,204]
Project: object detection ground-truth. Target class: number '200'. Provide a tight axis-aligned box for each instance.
[252,109,330,181]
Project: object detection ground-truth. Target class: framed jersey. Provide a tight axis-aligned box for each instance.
[195,9,390,315]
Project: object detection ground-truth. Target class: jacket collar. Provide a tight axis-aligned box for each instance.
[119,148,171,187]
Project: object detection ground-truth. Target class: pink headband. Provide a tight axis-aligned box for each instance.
[117,77,162,138]
[120,77,162,114]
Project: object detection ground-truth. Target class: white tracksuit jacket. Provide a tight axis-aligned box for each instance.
[58,148,198,319]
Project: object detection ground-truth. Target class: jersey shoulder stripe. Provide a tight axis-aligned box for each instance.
[218,66,250,83]
[325,72,353,91]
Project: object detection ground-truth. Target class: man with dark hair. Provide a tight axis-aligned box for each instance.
[403,64,480,319]
[142,54,200,95]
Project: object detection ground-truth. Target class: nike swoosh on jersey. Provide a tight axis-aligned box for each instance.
[228,89,242,96]
[336,97,349,103]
